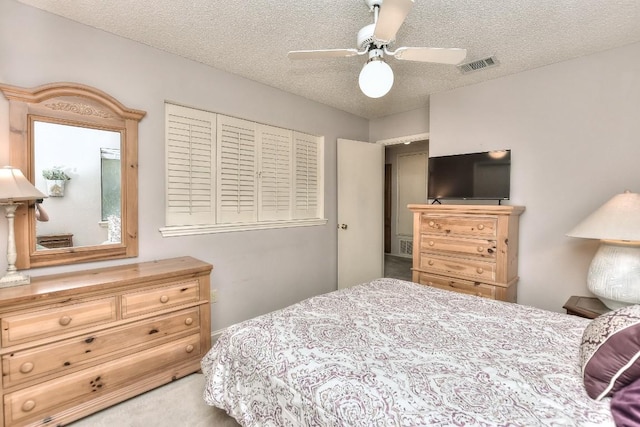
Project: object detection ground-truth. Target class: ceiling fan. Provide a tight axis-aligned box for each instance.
[287,0,467,98]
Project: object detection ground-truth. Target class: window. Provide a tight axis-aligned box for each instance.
[161,103,325,236]
[100,148,121,221]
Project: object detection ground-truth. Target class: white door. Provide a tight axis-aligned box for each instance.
[337,138,384,289]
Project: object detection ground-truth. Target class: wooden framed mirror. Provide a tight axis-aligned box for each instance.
[0,82,146,268]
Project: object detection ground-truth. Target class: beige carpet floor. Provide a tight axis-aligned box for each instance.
[69,373,241,427]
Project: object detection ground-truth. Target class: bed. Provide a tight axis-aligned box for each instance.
[201,278,618,426]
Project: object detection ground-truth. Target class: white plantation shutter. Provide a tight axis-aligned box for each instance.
[165,104,215,226]
[258,125,292,221]
[216,115,257,223]
[163,103,325,235]
[293,132,322,219]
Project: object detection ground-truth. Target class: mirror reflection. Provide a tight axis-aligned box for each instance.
[34,121,122,250]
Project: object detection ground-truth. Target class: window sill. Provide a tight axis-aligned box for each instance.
[159,218,328,237]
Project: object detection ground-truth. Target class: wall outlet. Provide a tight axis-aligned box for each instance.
[210,288,218,303]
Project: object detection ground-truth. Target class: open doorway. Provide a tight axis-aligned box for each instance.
[383,139,429,281]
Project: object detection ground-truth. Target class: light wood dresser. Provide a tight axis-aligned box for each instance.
[0,256,212,427]
[409,204,524,302]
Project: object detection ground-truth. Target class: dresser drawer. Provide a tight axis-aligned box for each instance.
[420,235,496,259]
[4,333,201,426]
[121,280,200,318]
[1,298,116,347]
[420,214,497,237]
[418,272,496,299]
[2,307,200,388]
[419,254,496,281]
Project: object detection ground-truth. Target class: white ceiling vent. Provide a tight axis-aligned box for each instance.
[458,56,499,74]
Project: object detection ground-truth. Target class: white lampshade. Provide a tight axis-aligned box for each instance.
[567,190,640,241]
[0,166,47,202]
[567,190,640,309]
[359,57,394,99]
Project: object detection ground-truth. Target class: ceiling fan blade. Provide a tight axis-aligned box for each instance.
[373,0,414,44]
[394,47,467,64]
[287,49,359,60]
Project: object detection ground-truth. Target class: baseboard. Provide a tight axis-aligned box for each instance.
[211,327,227,344]
[386,252,412,259]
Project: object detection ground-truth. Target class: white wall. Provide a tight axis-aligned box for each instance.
[0,0,369,332]
[429,42,640,312]
[370,105,429,142]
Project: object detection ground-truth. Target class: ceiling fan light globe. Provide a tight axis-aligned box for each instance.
[359,59,394,98]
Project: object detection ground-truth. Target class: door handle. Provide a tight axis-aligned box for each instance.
[338,224,348,230]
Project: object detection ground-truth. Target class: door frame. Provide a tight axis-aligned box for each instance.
[376,133,430,147]
[384,163,392,253]
[378,132,430,258]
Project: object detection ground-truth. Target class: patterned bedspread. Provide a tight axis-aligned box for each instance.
[202,279,614,426]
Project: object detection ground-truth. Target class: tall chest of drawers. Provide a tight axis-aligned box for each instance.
[409,204,525,302]
[0,256,212,427]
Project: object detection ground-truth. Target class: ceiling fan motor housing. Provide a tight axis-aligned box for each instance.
[364,0,384,11]
[357,23,378,49]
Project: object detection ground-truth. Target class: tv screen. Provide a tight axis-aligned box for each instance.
[428,150,511,200]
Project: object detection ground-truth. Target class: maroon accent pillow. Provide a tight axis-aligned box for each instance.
[580,305,640,400]
[611,377,640,427]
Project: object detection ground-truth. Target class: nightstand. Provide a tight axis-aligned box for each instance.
[563,296,610,319]
[37,233,74,248]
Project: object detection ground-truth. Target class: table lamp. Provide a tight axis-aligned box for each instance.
[567,190,640,309]
[0,166,47,288]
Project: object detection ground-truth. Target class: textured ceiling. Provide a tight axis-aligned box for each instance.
[16,0,640,119]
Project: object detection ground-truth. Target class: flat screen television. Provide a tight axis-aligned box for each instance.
[428,150,511,201]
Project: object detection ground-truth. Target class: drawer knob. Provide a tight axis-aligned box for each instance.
[428,240,435,246]
[160,295,170,304]
[59,316,72,326]
[427,282,433,286]
[20,362,34,374]
[477,246,484,252]
[428,260,434,266]
[478,224,485,230]
[428,220,435,227]
[185,317,194,326]
[476,267,484,274]
[185,344,194,353]
[22,400,36,412]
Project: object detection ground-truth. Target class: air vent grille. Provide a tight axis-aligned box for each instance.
[458,56,499,74]
[399,239,413,255]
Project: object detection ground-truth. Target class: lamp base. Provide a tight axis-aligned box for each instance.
[0,271,31,288]
[587,242,640,310]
